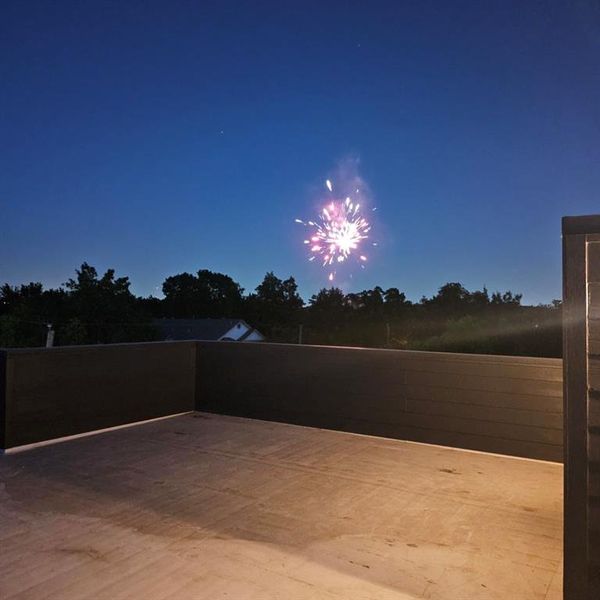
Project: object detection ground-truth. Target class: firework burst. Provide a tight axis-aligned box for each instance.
[296,179,373,281]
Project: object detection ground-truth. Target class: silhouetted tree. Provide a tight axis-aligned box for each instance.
[254,272,303,309]
[491,290,522,306]
[470,286,490,309]
[0,282,43,315]
[161,272,199,317]
[0,266,561,357]
[0,282,67,346]
[137,295,164,318]
[196,269,244,316]
[425,282,473,314]
[162,269,243,318]
[384,287,409,308]
[357,286,385,317]
[64,263,155,343]
[309,287,346,312]
[244,272,303,341]
[0,264,156,346]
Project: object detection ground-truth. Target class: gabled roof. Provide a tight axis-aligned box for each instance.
[153,318,263,341]
[237,326,263,341]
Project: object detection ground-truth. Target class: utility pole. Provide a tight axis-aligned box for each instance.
[298,324,303,345]
[45,323,55,348]
[386,322,391,347]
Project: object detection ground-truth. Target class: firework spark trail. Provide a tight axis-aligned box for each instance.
[296,179,374,281]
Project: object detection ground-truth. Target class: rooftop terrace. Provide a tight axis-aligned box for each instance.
[1,412,562,599]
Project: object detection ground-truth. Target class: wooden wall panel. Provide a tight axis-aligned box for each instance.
[562,217,600,599]
[588,240,600,594]
[1,341,197,449]
[196,342,563,461]
[0,351,6,450]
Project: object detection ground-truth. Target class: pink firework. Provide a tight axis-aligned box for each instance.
[296,179,372,281]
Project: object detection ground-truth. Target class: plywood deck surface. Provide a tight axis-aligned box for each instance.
[0,413,563,599]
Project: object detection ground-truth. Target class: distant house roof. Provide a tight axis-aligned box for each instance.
[153,318,265,342]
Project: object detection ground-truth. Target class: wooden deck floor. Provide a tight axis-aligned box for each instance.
[1,412,562,599]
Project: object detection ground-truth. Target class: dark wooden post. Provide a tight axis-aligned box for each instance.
[563,215,600,599]
[0,350,6,450]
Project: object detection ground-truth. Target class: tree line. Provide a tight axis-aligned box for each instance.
[0,263,562,357]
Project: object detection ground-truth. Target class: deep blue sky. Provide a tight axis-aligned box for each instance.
[2,1,599,304]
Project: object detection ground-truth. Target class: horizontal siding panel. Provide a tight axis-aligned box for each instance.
[405,384,562,412]
[588,242,600,282]
[236,397,562,438]
[207,405,563,462]
[588,392,600,427]
[590,432,600,462]
[397,356,562,382]
[346,408,559,445]
[589,339,600,356]
[353,422,563,462]
[333,417,563,462]
[590,502,600,534]
[197,342,563,461]
[587,318,600,342]
[588,356,600,391]
[366,347,561,368]
[3,342,197,448]
[590,464,600,498]
[209,384,562,434]
[218,399,563,446]
[404,398,562,430]
[588,284,600,320]
[405,370,562,398]
[588,532,600,567]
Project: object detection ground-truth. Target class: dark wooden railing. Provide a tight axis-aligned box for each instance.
[1,340,562,461]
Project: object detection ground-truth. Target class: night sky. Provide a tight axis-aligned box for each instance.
[2,1,599,304]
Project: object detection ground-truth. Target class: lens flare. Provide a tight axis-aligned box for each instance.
[296,179,373,281]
